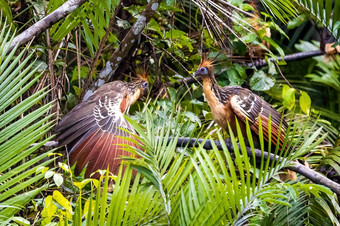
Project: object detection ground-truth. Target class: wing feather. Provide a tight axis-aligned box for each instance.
[56,81,141,178]
[230,88,288,150]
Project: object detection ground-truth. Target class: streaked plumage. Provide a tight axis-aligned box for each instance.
[56,74,148,178]
[196,59,288,150]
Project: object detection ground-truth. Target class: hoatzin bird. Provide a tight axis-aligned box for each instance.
[195,59,296,180]
[56,72,148,178]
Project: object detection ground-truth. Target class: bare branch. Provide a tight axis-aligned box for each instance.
[176,137,340,195]
[167,50,325,87]
[241,50,324,68]
[43,136,340,194]
[7,0,88,52]
[80,1,122,100]
[83,0,162,100]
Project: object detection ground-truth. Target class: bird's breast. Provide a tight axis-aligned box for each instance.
[203,81,233,131]
[128,89,141,107]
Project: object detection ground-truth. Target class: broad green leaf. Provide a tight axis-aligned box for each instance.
[250,70,275,91]
[53,173,64,187]
[226,68,246,86]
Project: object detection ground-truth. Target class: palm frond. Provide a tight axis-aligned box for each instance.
[320,146,340,175]
[261,0,297,23]
[254,183,339,225]
[0,17,55,221]
[190,0,255,47]
[127,101,330,224]
[70,167,165,225]
[306,55,340,91]
[49,0,117,56]
[42,97,338,224]
[295,0,340,39]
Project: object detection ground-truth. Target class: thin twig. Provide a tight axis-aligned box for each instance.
[274,61,293,88]
[168,50,325,86]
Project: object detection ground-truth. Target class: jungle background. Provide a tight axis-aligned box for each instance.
[1,0,340,225]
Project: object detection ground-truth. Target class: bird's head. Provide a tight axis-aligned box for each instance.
[135,68,149,93]
[128,68,149,104]
[195,59,214,78]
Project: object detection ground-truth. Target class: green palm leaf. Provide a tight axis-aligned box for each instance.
[0,18,55,221]
[295,0,340,39]
[45,99,338,225]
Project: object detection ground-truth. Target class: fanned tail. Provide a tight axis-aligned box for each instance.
[69,128,140,178]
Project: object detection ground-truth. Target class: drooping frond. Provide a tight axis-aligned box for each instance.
[295,0,340,39]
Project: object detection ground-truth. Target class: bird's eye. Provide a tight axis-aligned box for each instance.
[141,81,148,88]
[195,67,208,76]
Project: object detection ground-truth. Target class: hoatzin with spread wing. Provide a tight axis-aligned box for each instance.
[195,59,296,180]
[56,71,148,178]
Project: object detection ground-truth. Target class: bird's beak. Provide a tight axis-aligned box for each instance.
[145,86,150,94]
[141,87,149,98]
[194,69,201,76]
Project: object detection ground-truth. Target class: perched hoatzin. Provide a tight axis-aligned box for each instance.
[56,72,148,178]
[195,59,296,180]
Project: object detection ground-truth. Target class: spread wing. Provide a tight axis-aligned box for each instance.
[229,88,288,149]
[56,82,140,177]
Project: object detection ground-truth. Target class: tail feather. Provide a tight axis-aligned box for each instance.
[251,114,288,151]
[69,128,140,178]
[251,115,296,181]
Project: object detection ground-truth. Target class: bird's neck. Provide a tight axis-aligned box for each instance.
[202,74,227,104]
[128,88,141,106]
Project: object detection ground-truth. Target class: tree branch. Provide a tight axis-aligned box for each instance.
[83,0,162,100]
[176,137,340,195]
[43,135,340,194]
[80,1,122,100]
[7,0,88,52]
[241,50,324,68]
[167,50,324,87]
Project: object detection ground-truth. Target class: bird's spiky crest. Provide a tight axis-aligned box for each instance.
[135,67,148,81]
[198,53,216,69]
[198,59,214,69]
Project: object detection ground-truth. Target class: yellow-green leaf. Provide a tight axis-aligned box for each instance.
[299,91,311,115]
[53,191,72,213]
[74,179,93,190]
[282,87,295,110]
[41,196,57,218]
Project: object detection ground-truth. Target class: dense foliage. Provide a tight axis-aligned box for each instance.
[0,0,339,224]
